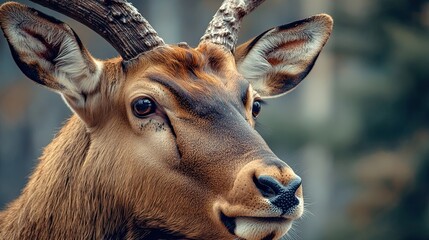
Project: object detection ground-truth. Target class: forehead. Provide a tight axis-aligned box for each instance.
[130,43,237,82]
[124,44,250,115]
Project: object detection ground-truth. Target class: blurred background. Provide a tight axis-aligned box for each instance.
[0,0,428,239]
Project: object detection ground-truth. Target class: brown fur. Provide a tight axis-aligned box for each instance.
[0,44,301,239]
[0,2,333,239]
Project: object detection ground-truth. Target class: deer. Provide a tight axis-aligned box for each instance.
[0,0,332,239]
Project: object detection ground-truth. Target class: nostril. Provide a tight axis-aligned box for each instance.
[253,175,303,214]
[287,176,302,193]
[253,175,284,198]
[272,176,302,214]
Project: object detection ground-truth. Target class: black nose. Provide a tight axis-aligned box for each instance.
[254,175,302,214]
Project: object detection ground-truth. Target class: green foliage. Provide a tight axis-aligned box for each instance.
[332,0,429,239]
[335,0,429,151]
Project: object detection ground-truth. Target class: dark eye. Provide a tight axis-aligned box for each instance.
[132,98,156,118]
[252,100,262,118]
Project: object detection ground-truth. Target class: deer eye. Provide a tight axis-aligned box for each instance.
[132,98,156,118]
[252,100,262,118]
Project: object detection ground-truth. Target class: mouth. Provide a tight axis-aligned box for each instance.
[220,212,293,240]
[220,212,237,235]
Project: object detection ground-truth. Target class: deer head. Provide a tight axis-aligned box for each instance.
[0,0,332,239]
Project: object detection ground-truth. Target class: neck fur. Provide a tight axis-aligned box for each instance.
[0,115,126,238]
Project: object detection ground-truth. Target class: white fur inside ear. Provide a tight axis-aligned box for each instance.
[237,17,331,94]
[54,35,103,107]
[1,3,105,124]
[57,58,103,108]
[238,47,272,85]
[6,16,103,108]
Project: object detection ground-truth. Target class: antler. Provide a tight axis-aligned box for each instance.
[30,0,164,61]
[200,0,266,52]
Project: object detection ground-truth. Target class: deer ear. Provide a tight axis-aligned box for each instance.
[0,2,102,122]
[235,14,333,98]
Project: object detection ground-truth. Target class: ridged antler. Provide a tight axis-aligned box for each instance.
[200,0,266,52]
[30,0,164,61]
